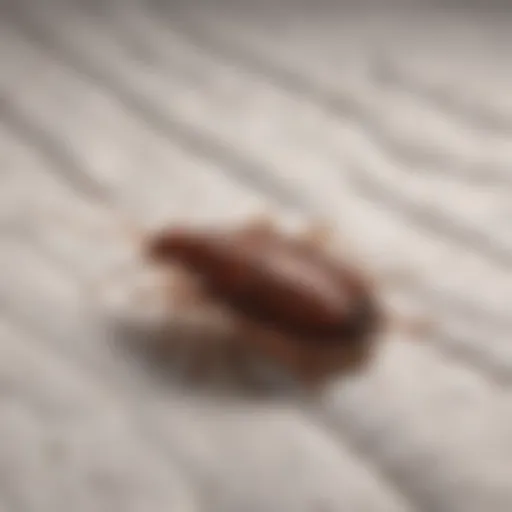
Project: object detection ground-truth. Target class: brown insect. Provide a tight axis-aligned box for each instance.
[142,216,389,388]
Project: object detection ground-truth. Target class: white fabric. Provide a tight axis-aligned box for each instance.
[0,1,511,511]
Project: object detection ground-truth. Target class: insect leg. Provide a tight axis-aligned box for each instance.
[300,222,333,247]
[26,202,146,245]
[167,268,210,311]
[384,309,433,339]
[238,213,278,237]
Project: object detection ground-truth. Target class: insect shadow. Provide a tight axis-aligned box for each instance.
[105,310,304,401]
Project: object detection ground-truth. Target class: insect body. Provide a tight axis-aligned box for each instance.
[145,218,384,387]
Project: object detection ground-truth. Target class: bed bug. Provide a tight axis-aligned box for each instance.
[142,216,388,387]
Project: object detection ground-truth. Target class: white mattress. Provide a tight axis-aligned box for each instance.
[0,1,511,511]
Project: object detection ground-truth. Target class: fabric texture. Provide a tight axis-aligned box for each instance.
[0,1,511,511]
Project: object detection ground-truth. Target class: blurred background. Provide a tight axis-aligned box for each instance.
[1,1,512,511]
